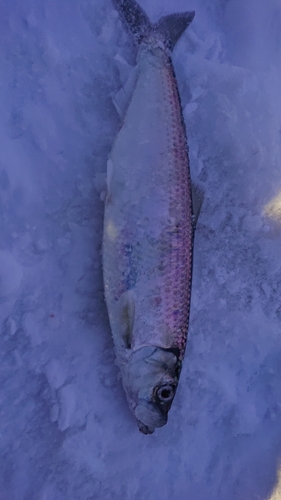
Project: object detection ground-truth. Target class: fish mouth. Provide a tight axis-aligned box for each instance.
[137,421,155,435]
[135,400,168,433]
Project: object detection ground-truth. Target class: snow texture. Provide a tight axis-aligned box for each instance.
[1,0,281,498]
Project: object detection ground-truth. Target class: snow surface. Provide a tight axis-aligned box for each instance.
[1,0,281,498]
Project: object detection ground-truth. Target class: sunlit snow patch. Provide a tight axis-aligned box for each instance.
[269,465,281,500]
[264,189,281,221]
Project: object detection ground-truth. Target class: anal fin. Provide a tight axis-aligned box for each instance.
[112,66,138,118]
[191,183,204,228]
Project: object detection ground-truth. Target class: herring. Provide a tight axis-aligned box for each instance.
[103,0,198,434]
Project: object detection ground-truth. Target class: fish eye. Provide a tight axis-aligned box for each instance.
[155,384,175,403]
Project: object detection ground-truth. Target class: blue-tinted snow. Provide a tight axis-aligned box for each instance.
[1,0,281,498]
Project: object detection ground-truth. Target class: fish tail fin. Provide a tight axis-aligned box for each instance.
[114,0,152,43]
[114,0,195,50]
[154,12,195,51]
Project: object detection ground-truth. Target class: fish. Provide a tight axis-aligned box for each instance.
[103,0,199,434]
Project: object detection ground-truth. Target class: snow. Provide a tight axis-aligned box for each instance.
[1,0,281,498]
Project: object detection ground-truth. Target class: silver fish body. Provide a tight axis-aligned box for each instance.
[103,1,195,434]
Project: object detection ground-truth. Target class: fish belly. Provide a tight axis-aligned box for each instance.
[103,52,193,362]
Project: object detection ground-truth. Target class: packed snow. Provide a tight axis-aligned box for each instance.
[1,0,281,498]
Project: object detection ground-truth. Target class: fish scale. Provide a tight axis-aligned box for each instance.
[142,55,193,359]
[104,49,193,351]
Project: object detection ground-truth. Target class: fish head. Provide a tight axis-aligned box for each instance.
[123,346,181,434]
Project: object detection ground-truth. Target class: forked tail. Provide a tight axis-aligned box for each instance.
[114,0,195,50]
